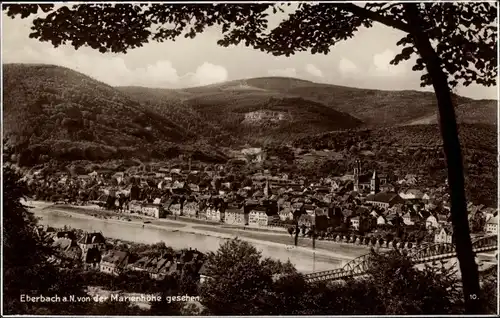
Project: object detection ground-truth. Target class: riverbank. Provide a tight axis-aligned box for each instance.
[29,200,372,262]
[44,201,289,235]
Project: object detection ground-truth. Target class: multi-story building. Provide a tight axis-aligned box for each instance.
[183,202,198,218]
[426,215,439,229]
[224,206,247,225]
[434,227,453,244]
[206,206,222,222]
[100,250,129,276]
[170,203,182,216]
[485,216,498,234]
[249,206,279,227]
[141,203,165,218]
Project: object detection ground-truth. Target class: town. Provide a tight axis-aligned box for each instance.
[23,150,498,250]
[39,227,208,282]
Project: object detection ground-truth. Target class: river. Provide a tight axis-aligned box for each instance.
[34,208,343,273]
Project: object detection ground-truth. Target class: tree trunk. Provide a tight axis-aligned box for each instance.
[404,4,482,314]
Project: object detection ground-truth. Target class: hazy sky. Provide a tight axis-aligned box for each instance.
[2,4,497,100]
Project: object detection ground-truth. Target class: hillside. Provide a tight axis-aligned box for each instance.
[120,77,496,143]
[116,86,237,145]
[209,77,497,127]
[406,99,498,126]
[2,64,226,165]
[3,64,497,167]
[118,82,363,144]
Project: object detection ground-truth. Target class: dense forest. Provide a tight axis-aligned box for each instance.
[4,64,497,165]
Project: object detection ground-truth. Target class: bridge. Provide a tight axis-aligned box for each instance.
[305,235,497,283]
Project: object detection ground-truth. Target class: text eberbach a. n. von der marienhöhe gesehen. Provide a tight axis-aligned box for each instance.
[20,294,200,303]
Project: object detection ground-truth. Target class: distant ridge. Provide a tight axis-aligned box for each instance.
[2,63,497,165]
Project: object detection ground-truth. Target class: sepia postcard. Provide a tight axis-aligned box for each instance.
[1,1,498,316]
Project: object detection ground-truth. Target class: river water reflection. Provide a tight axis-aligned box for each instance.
[35,209,341,273]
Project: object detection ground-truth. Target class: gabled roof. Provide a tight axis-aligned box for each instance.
[56,231,77,241]
[53,237,78,251]
[133,256,151,269]
[226,207,244,214]
[386,213,399,221]
[102,250,128,265]
[392,203,404,211]
[245,199,260,206]
[253,190,264,197]
[298,214,314,223]
[251,205,268,212]
[155,257,170,273]
[78,232,106,245]
[440,226,453,235]
[419,210,431,218]
[487,216,498,224]
[365,192,401,203]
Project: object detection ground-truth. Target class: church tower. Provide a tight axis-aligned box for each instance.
[264,179,271,197]
[370,170,380,194]
[353,160,361,192]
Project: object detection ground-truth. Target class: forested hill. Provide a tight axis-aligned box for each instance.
[2,64,226,165]
[175,76,497,127]
[3,63,497,167]
[117,84,364,145]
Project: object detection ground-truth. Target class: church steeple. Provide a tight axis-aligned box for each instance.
[353,160,361,192]
[371,170,380,194]
[354,159,361,176]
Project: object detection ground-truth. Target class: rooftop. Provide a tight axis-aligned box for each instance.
[102,250,128,265]
[487,216,498,224]
[366,192,400,203]
[78,232,106,245]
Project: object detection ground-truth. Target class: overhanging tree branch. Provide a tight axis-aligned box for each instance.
[343,3,411,33]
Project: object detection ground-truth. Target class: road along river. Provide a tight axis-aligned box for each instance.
[33,207,350,273]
